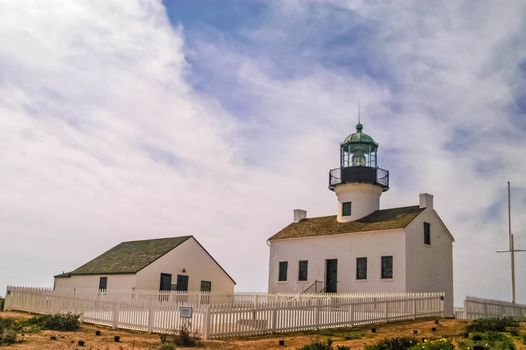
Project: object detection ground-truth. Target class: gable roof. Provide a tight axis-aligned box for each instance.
[268,206,425,241]
[59,236,192,276]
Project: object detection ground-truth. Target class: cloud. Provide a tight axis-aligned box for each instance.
[1,0,525,305]
[0,0,244,289]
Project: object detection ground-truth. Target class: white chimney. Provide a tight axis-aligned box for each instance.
[419,193,434,209]
[293,209,307,222]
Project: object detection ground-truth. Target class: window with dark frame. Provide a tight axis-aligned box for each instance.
[342,202,352,216]
[200,280,212,292]
[381,256,393,279]
[278,261,288,281]
[424,222,431,245]
[356,257,367,280]
[99,277,108,290]
[298,260,308,281]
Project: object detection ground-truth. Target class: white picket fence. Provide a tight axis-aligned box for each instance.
[457,296,526,320]
[4,286,444,339]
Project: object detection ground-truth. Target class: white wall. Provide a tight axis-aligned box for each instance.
[54,274,136,291]
[405,209,454,317]
[268,229,406,294]
[136,237,235,293]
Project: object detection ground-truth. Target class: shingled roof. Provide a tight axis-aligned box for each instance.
[58,236,192,276]
[268,206,425,241]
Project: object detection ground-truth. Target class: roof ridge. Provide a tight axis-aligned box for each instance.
[120,235,193,244]
[296,205,420,221]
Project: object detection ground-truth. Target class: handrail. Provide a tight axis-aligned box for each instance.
[301,280,324,294]
[329,166,389,191]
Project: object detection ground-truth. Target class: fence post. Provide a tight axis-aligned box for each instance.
[112,302,119,329]
[350,303,354,326]
[147,303,155,333]
[412,299,417,320]
[384,301,389,323]
[315,299,320,330]
[271,304,278,333]
[203,305,211,340]
[463,298,468,320]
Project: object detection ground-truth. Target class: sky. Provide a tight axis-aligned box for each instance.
[1,0,525,306]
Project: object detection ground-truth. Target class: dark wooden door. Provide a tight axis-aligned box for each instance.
[176,275,189,291]
[325,259,338,293]
[159,273,172,291]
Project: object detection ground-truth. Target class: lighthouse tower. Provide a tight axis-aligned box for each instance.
[329,123,389,222]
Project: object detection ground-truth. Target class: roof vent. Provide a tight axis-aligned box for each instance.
[293,209,307,222]
[419,193,434,209]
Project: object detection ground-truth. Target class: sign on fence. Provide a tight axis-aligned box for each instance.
[180,306,193,318]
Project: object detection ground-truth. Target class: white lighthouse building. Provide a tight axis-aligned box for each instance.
[267,123,454,316]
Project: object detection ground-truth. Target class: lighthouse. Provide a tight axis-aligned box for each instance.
[329,123,389,222]
[268,121,454,317]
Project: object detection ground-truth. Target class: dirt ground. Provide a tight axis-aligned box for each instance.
[1,311,524,350]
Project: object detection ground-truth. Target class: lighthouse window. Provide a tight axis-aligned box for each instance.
[381,256,393,279]
[298,260,308,281]
[356,257,367,280]
[278,261,288,281]
[342,202,352,216]
[424,222,431,245]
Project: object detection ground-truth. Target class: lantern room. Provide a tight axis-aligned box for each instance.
[340,123,378,168]
[329,123,389,191]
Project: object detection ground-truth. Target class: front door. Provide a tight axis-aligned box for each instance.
[176,275,189,291]
[325,259,338,293]
[159,273,172,291]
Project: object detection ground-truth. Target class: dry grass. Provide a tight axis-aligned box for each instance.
[1,311,524,350]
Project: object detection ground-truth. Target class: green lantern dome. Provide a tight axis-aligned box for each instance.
[341,123,378,152]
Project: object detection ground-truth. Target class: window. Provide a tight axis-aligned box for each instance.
[176,275,188,291]
[160,273,172,291]
[424,222,431,245]
[200,280,212,292]
[356,257,367,280]
[99,277,108,290]
[298,260,308,281]
[278,261,288,281]
[381,256,393,279]
[342,202,352,216]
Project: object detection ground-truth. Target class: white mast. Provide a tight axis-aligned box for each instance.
[497,181,525,304]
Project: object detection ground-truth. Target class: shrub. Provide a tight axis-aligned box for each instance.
[0,318,18,345]
[466,316,519,333]
[458,331,515,350]
[164,324,200,347]
[408,338,454,350]
[298,338,350,350]
[159,342,176,350]
[364,337,418,350]
[0,298,4,311]
[25,313,80,331]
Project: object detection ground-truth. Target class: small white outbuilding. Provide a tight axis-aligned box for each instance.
[54,235,235,293]
[267,123,454,317]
